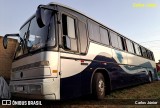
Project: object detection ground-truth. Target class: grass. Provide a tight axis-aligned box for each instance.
[157,72,160,77]
[58,81,160,107]
[105,81,160,99]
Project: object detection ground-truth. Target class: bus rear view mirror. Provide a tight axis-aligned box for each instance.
[36,5,54,28]
[3,34,22,49]
[3,35,8,49]
[63,35,71,50]
[36,7,45,28]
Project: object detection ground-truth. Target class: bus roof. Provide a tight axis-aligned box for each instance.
[49,2,151,50]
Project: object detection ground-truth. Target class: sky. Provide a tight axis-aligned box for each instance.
[0,0,160,62]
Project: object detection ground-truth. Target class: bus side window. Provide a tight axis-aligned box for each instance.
[88,20,100,42]
[146,50,149,59]
[100,27,109,45]
[62,14,78,52]
[138,46,142,56]
[132,42,136,54]
[150,51,153,60]
[144,49,147,58]
[141,47,147,58]
[134,43,141,56]
[150,52,155,60]
[124,39,128,51]
[148,50,154,60]
[139,47,143,57]
[120,37,126,51]
[126,39,134,53]
[78,21,88,54]
[110,31,119,48]
[117,36,123,50]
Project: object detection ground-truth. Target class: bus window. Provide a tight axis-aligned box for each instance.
[88,21,100,42]
[62,14,76,38]
[123,38,128,51]
[120,37,125,51]
[126,39,134,53]
[144,48,148,58]
[132,42,136,54]
[110,31,119,48]
[62,14,78,51]
[150,51,155,60]
[100,27,109,45]
[147,50,151,59]
[146,50,149,59]
[147,50,154,60]
[134,43,141,56]
[117,36,123,50]
[141,47,147,58]
[79,21,88,54]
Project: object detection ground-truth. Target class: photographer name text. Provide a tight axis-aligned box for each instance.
[135,100,158,105]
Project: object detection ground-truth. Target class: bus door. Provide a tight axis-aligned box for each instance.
[59,12,82,99]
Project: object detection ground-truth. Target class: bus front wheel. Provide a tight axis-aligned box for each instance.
[92,73,105,100]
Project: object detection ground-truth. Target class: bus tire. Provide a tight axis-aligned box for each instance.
[92,73,105,100]
[148,72,152,83]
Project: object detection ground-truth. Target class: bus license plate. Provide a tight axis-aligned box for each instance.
[16,86,24,92]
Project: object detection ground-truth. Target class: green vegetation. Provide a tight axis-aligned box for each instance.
[49,81,160,107]
[106,81,160,99]
[157,72,160,76]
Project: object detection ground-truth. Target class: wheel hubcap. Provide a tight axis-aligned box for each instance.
[149,75,152,82]
[98,80,105,95]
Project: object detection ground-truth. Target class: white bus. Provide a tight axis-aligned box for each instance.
[3,3,158,100]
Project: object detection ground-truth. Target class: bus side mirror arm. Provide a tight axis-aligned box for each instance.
[3,33,22,49]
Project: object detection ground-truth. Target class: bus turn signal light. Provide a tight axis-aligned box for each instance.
[52,70,58,73]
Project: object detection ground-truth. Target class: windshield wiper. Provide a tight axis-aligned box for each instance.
[23,30,33,55]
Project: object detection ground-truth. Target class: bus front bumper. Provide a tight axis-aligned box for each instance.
[9,78,60,100]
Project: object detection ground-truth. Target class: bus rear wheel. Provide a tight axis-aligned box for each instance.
[92,73,105,100]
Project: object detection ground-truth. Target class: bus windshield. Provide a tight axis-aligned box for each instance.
[15,15,56,59]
